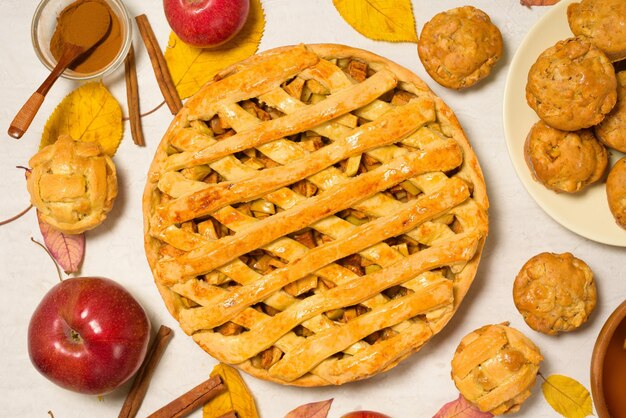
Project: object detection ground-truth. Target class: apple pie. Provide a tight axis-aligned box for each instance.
[143,44,489,386]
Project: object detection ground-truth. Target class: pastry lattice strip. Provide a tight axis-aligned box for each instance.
[195,231,479,382]
[145,45,489,385]
[157,176,472,382]
[452,325,543,413]
[174,176,470,331]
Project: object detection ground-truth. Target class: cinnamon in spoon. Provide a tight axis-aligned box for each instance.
[51,0,122,74]
[8,1,111,139]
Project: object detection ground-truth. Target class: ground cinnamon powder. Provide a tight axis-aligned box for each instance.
[50,0,122,74]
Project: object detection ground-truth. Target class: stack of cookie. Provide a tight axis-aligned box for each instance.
[524,0,626,230]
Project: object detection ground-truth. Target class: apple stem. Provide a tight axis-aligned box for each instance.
[30,237,63,282]
[48,411,55,418]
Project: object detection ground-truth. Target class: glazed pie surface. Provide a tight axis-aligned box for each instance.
[143,44,489,386]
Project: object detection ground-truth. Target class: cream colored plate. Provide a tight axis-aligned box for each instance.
[503,0,626,247]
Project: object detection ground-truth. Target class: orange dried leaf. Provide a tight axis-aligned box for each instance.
[284,399,333,418]
[37,211,84,274]
[165,0,265,99]
[433,394,493,418]
[333,0,417,42]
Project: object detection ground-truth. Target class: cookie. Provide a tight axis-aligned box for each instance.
[524,120,607,193]
[417,6,502,89]
[568,0,626,62]
[513,252,596,335]
[526,36,616,131]
[451,323,543,415]
[595,71,626,153]
[607,157,626,229]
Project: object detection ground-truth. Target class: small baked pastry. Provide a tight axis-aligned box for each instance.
[595,71,626,153]
[513,252,596,335]
[27,135,117,234]
[524,120,607,193]
[607,158,626,229]
[526,36,617,131]
[451,323,543,415]
[144,44,489,386]
[417,6,502,90]
[568,0,626,62]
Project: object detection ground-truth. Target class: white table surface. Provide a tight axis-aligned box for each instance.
[1,1,624,417]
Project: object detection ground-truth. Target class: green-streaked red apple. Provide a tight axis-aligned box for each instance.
[163,0,250,48]
[28,277,150,395]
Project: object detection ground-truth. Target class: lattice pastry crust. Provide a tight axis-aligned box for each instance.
[143,44,489,386]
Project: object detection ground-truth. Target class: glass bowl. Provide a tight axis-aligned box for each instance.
[31,0,132,80]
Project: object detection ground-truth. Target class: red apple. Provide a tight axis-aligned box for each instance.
[163,0,250,48]
[341,412,391,418]
[28,277,150,395]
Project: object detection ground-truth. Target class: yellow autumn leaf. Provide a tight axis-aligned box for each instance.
[41,82,123,156]
[333,0,418,43]
[542,374,593,418]
[165,0,265,100]
[203,364,259,418]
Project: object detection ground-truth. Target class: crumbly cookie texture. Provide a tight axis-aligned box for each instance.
[451,323,543,415]
[417,6,502,90]
[595,71,626,153]
[526,36,617,131]
[27,135,118,234]
[513,252,596,335]
[607,158,626,229]
[524,120,607,193]
[568,0,626,62]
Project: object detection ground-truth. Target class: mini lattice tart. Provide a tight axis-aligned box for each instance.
[143,44,489,386]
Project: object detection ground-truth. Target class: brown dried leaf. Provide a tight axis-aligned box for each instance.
[37,211,84,274]
[284,399,333,418]
[520,0,560,6]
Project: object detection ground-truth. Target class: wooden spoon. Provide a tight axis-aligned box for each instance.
[8,1,111,139]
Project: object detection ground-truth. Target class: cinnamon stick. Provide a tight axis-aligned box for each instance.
[147,375,225,418]
[124,44,145,146]
[135,14,182,115]
[118,325,174,418]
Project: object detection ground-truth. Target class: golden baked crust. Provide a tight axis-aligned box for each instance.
[451,323,543,415]
[27,135,117,234]
[524,120,607,193]
[513,252,596,335]
[417,6,502,90]
[143,44,489,386]
[607,157,626,229]
[595,71,626,153]
[526,36,617,131]
[568,0,626,62]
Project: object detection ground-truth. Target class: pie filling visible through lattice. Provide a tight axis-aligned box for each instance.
[143,44,489,386]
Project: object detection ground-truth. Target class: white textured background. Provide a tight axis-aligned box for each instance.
[0,1,624,417]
